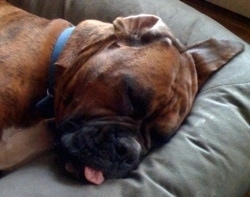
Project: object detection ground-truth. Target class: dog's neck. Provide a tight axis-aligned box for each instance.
[36,26,75,119]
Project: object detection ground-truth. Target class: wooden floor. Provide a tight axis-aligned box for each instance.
[181,0,250,43]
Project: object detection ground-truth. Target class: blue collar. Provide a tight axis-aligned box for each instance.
[36,26,75,118]
[48,26,75,95]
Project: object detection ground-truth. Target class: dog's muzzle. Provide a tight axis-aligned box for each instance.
[55,116,144,184]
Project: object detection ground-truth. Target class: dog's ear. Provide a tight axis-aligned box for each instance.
[54,20,116,120]
[55,20,115,73]
[54,20,116,84]
[113,14,173,40]
[185,38,244,88]
[113,14,184,50]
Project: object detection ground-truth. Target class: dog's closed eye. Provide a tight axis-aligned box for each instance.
[122,77,153,119]
[127,86,151,119]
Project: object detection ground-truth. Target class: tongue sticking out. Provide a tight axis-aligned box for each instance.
[84,166,105,185]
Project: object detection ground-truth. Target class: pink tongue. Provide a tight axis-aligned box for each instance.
[84,166,105,185]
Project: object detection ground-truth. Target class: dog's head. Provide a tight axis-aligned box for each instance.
[53,15,244,184]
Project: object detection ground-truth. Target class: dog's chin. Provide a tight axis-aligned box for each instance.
[55,118,144,184]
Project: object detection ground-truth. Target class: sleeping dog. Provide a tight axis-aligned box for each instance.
[0,0,244,184]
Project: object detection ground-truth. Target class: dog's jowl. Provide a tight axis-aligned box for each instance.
[0,0,244,184]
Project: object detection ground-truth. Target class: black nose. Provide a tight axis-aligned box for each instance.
[114,138,130,157]
[114,137,141,164]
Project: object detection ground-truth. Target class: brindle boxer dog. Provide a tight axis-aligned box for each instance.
[0,0,244,184]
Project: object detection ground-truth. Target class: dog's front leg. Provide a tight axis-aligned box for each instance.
[0,120,54,171]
